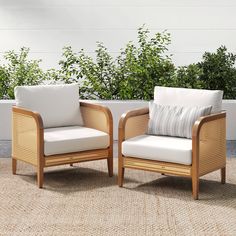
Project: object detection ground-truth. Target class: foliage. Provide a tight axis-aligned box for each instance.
[78,43,120,99]
[0,28,236,100]
[197,46,236,99]
[172,64,205,89]
[0,66,9,99]
[74,26,175,100]
[0,47,45,99]
[116,27,175,100]
[42,46,81,84]
[169,46,236,99]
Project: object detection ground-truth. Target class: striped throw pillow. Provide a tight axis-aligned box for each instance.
[148,103,212,139]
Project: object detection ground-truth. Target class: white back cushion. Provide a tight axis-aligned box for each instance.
[154,86,223,114]
[15,84,83,128]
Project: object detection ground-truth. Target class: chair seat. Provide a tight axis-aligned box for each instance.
[44,126,109,156]
[122,135,192,165]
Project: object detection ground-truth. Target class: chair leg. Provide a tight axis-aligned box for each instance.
[118,168,124,187]
[12,158,17,175]
[192,176,199,200]
[37,165,44,188]
[107,157,113,177]
[221,167,226,184]
[118,157,125,187]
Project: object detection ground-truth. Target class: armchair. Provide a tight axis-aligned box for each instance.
[12,84,113,188]
[118,87,226,200]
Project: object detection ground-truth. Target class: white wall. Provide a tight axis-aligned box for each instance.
[0,0,236,69]
[1,100,236,140]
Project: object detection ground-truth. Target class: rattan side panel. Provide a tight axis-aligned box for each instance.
[12,112,38,165]
[198,118,226,176]
[81,107,108,133]
[125,114,149,140]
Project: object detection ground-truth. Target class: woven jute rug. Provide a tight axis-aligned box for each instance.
[0,158,236,236]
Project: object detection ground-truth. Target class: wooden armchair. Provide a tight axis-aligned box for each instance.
[118,87,226,200]
[12,84,113,188]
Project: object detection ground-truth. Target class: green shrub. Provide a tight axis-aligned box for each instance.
[0,47,45,99]
[0,28,236,100]
[47,44,120,100]
[116,27,175,100]
[172,64,205,89]
[78,43,120,99]
[65,26,175,100]
[42,46,81,84]
[169,46,236,99]
[74,26,175,100]
[0,66,10,99]
[197,46,236,99]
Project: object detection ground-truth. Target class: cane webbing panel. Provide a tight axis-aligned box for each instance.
[81,106,108,134]
[12,112,38,165]
[125,114,149,140]
[198,117,226,176]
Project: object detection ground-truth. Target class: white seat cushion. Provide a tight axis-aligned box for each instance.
[122,135,192,165]
[44,126,109,156]
[15,83,83,128]
[154,86,223,114]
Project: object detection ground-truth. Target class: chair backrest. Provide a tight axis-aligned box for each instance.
[14,83,83,128]
[154,86,223,114]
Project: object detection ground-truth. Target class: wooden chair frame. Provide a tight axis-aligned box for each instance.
[118,107,226,200]
[12,102,113,188]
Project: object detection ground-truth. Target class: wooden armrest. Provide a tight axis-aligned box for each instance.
[12,106,44,129]
[192,112,226,138]
[192,111,226,176]
[119,107,149,142]
[12,106,44,165]
[80,102,113,137]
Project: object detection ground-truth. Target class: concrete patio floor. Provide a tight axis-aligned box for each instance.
[0,140,235,158]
